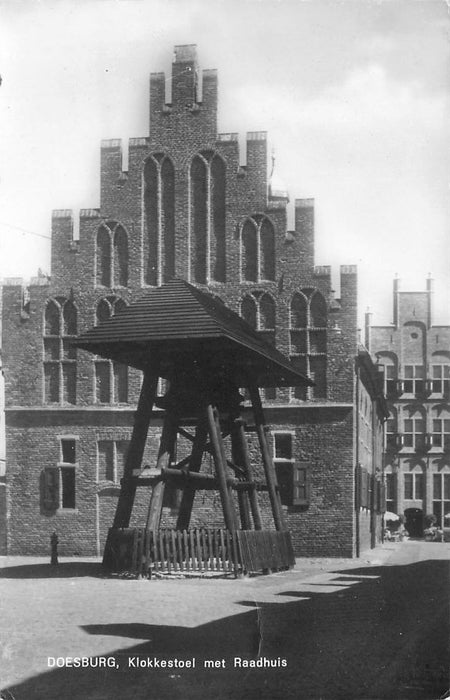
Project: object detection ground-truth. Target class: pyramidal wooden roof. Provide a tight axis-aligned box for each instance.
[73,278,312,388]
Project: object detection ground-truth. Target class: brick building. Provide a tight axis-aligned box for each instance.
[367,277,450,536]
[1,45,386,558]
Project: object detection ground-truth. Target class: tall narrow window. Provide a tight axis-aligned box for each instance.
[432,412,450,451]
[98,439,129,483]
[161,157,175,282]
[273,432,309,507]
[385,469,395,512]
[240,292,276,400]
[96,226,111,287]
[385,413,398,449]
[144,154,175,285]
[113,226,129,287]
[94,297,128,404]
[43,438,77,511]
[433,469,450,527]
[44,298,77,404]
[96,221,129,288]
[190,151,226,284]
[240,294,257,329]
[240,215,275,283]
[242,220,257,282]
[289,290,327,400]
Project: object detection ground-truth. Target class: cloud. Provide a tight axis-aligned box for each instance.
[229,63,449,137]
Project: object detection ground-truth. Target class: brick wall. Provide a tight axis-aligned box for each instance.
[1,45,384,559]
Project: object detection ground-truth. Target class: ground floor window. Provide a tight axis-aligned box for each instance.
[385,471,395,512]
[432,471,450,528]
[43,465,76,510]
[43,437,78,511]
[97,439,129,483]
[404,472,424,500]
[273,432,309,507]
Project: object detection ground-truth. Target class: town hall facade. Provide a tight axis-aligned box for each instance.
[0,45,386,558]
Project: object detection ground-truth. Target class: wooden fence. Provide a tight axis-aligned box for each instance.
[103,527,295,577]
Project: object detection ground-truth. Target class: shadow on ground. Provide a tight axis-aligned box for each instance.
[2,559,450,700]
[0,561,104,579]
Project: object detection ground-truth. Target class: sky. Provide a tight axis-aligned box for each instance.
[0,0,448,327]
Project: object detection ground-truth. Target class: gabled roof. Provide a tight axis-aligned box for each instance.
[73,278,312,388]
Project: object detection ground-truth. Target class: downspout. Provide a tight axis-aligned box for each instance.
[370,393,377,548]
[355,359,360,558]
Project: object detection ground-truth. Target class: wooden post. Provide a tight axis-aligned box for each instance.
[231,420,252,530]
[248,381,286,531]
[231,418,263,530]
[113,367,159,528]
[206,404,237,532]
[146,411,178,531]
[176,420,208,530]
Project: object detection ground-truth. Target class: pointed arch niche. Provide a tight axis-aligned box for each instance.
[289,289,327,400]
[190,151,226,284]
[144,153,175,286]
[240,215,275,284]
[96,221,129,288]
[94,296,129,404]
[240,291,276,400]
[43,297,77,404]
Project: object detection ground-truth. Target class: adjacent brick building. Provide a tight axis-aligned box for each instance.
[367,277,450,536]
[1,45,386,558]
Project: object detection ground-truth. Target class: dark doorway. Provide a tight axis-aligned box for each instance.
[404,508,423,538]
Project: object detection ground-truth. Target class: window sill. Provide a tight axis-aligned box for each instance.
[55,508,79,515]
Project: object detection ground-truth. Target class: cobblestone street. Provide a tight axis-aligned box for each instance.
[1,540,449,700]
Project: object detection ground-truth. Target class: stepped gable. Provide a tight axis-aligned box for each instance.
[73,278,312,388]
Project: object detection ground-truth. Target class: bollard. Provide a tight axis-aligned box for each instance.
[50,531,59,565]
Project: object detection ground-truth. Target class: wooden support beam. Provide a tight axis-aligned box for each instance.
[206,403,237,532]
[145,412,178,531]
[248,381,286,531]
[113,367,159,528]
[176,420,208,531]
[231,419,252,530]
[231,417,263,530]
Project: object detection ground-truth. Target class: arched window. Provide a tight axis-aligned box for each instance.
[240,292,276,400]
[63,301,77,336]
[96,226,112,287]
[242,220,257,282]
[190,151,226,284]
[260,218,275,281]
[113,225,129,287]
[96,221,129,288]
[289,289,327,400]
[259,293,275,339]
[144,154,175,285]
[240,215,275,283]
[310,291,327,327]
[43,298,77,404]
[240,295,257,329]
[290,293,308,329]
[94,297,128,404]
[45,300,60,335]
